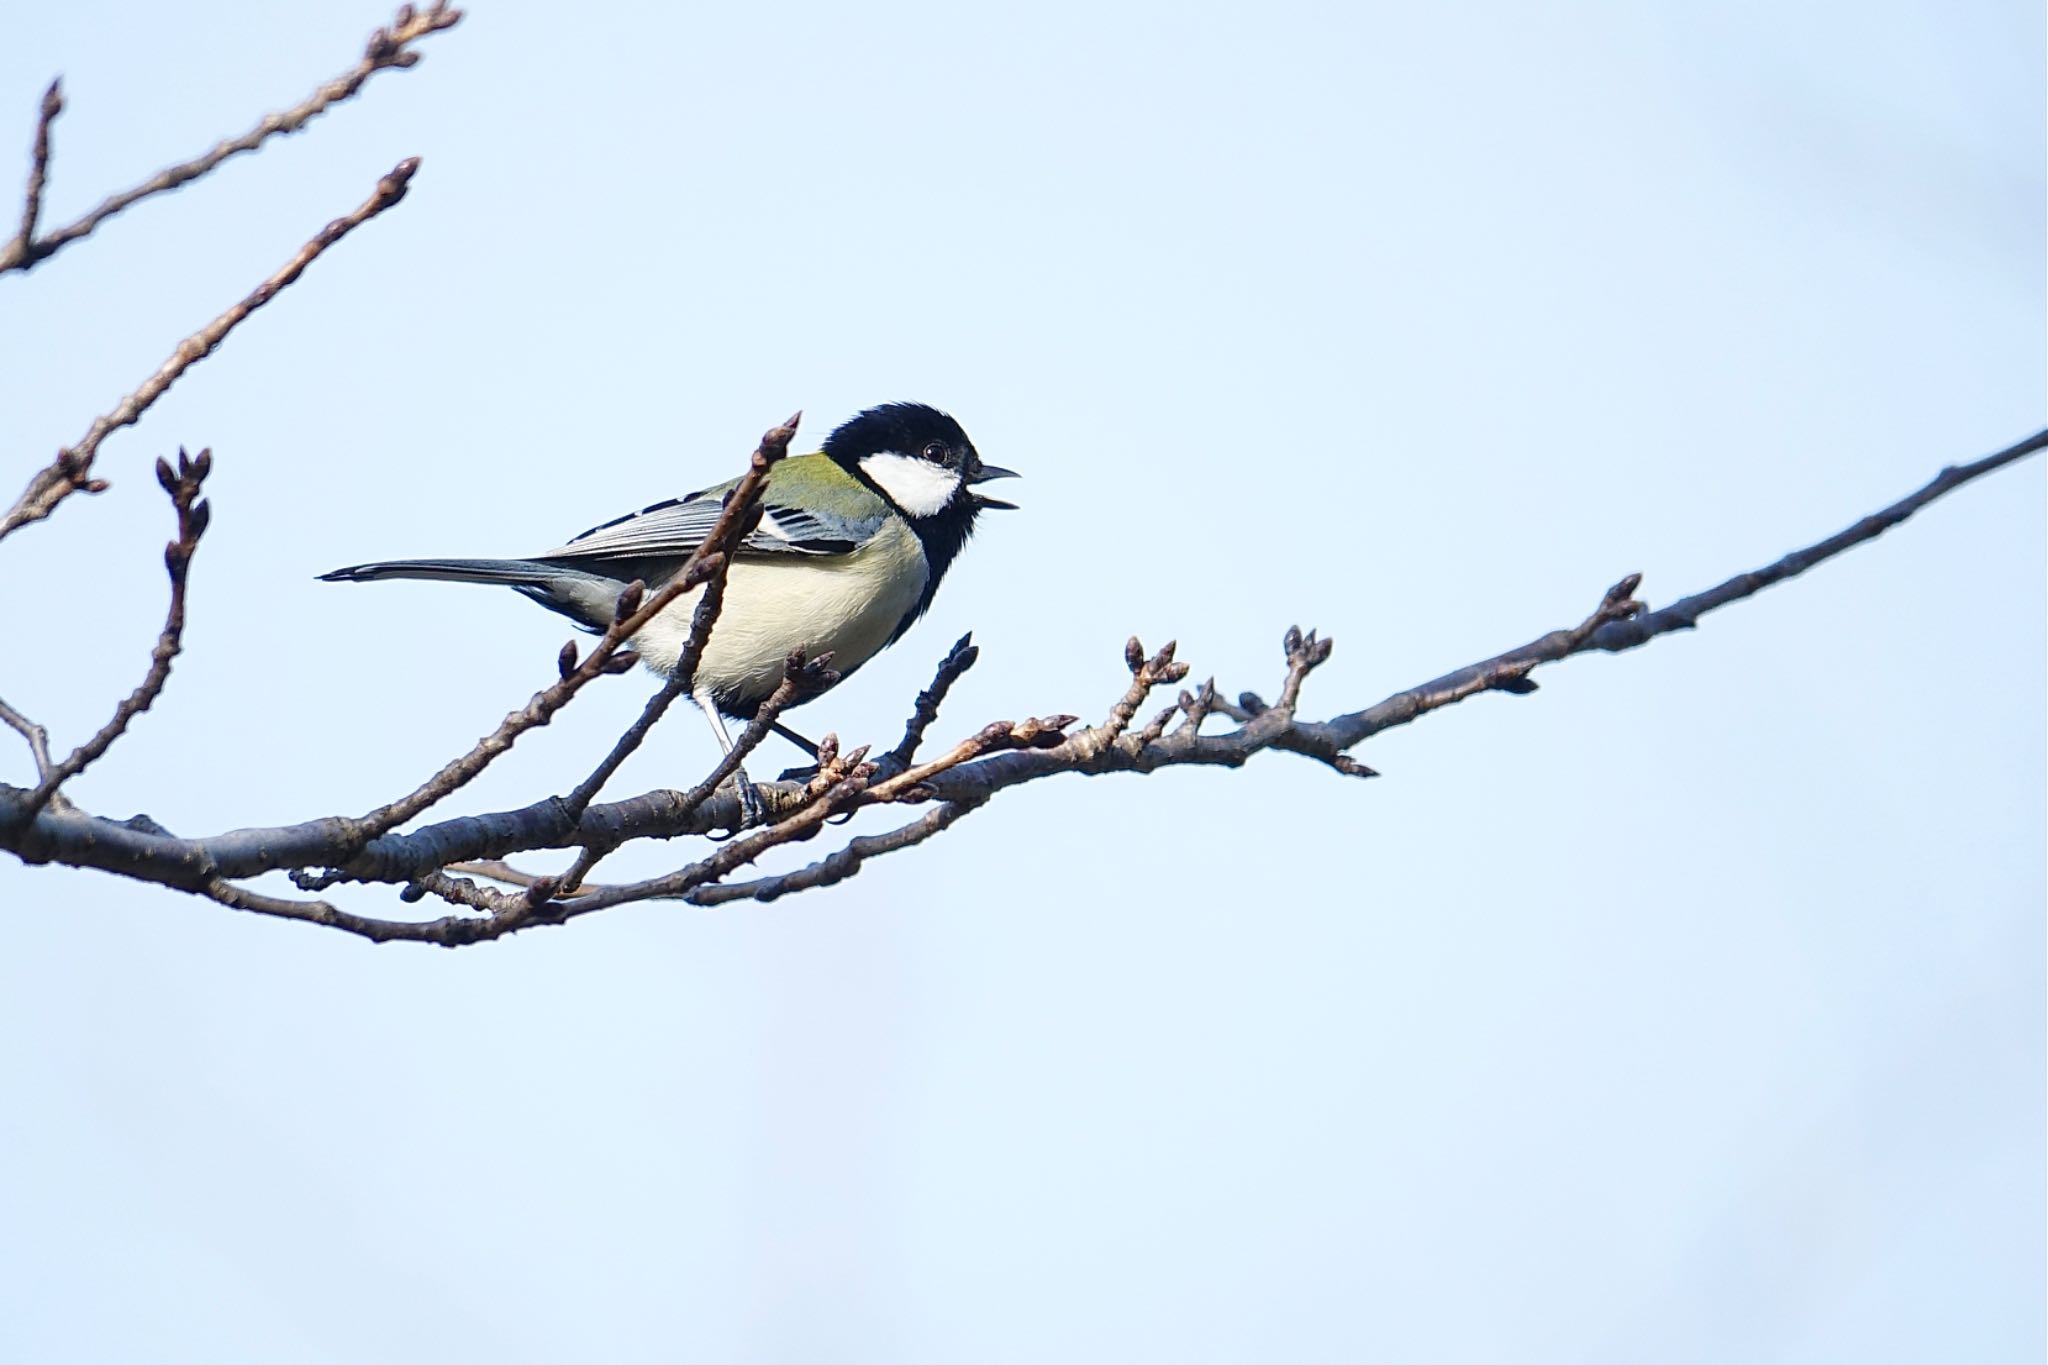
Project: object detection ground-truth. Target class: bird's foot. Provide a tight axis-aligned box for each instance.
[728,767,770,832]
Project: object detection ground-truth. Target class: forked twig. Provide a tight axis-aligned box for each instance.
[1,2,461,276]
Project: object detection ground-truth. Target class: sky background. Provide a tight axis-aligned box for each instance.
[1,1,2041,1361]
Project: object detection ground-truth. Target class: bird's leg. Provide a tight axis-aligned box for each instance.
[771,721,821,759]
[771,719,826,782]
[695,689,768,830]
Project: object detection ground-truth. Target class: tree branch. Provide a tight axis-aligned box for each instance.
[1,426,2039,943]
[0,694,63,799]
[0,157,424,543]
[10,79,62,265]
[687,800,980,906]
[0,2,460,277]
[1292,425,2048,755]
[883,632,978,771]
[6,450,211,829]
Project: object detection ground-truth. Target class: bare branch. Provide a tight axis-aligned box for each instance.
[403,867,531,915]
[11,79,62,264]
[1,426,2040,942]
[0,694,64,806]
[440,721,1029,937]
[12,449,211,826]
[0,699,54,776]
[883,633,978,771]
[442,859,562,892]
[688,800,980,906]
[1296,426,2048,754]
[1098,637,1190,746]
[0,158,423,542]
[0,2,461,276]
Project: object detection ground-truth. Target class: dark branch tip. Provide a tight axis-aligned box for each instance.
[759,411,802,461]
[379,157,421,197]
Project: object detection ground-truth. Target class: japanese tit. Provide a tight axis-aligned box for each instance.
[320,403,1017,824]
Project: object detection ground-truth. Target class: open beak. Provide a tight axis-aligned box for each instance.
[969,463,1020,510]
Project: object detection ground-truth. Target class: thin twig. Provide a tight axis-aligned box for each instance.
[688,800,980,905]
[1299,427,2048,753]
[883,633,978,771]
[0,159,423,542]
[0,696,56,781]
[444,859,567,892]
[11,79,62,263]
[1095,637,1190,747]
[0,2,461,276]
[11,450,211,826]
[0,694,68,810]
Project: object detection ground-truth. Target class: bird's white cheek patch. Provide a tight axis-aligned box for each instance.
[859,452,959,518]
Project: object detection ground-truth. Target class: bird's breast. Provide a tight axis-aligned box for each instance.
[628,518,930,706]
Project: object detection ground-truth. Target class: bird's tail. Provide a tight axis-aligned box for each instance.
[318,557,559,586]
[318,556,636,633]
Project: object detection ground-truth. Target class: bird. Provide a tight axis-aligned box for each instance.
[319,402,1017,827]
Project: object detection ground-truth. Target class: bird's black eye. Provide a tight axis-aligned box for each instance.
[921,441,948,463]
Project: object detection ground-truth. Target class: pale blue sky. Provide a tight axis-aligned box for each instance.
[1,2,2041,1361]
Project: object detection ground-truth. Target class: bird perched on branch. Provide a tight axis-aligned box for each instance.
[319,403,1017,827]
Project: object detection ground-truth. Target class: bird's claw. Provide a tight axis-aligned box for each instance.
[730,770,769,832]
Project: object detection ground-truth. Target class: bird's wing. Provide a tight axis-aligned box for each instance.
[537,491,880,562]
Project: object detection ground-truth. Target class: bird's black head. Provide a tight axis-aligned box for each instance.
[824,403,1019,526]
[825,402,1019,621]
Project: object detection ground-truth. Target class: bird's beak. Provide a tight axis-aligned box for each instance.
[969,463,1020,484]
[969,463,1020,510]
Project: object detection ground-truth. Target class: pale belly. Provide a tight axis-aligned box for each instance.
[625,518,929,707]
